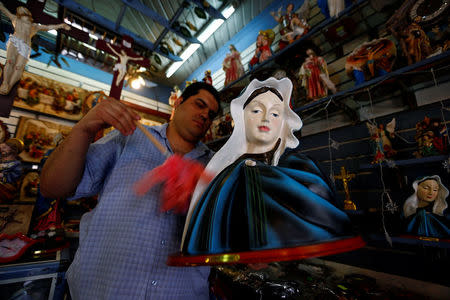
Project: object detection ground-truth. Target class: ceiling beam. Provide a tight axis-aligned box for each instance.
[152,3,187,51]
[121,0,200,44]
[186,0,225,20]
[115,4,128,31]
[53,0,182,61]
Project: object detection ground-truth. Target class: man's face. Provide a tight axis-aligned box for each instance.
[172,89,219,142]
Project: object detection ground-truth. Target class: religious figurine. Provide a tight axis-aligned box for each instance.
[298,49,336,101]
[403,175,449,238]
[202,70,212,85]
[271,2,310,49]
[169,86,182,120]
[334,166,357,210]
[366,118,396,164]
[106,43,144,87]
[33,134,65,232]
[249,30,274,70]
[169,77,364,266]
[402,17,434,65]
[0,138,24,201]
[0,3,70,95]
[222,44,245,87]
[345,38,396,85]
[284,14,310,44]
[318,0,347,18]
[414,116,448,158]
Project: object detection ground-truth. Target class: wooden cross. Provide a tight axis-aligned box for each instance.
[334,166,357,210]
[96,35,151,100]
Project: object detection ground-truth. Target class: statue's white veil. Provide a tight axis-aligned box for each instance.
[403,175,449,218]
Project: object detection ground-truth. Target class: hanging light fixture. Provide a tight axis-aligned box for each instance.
[130,76,146,89]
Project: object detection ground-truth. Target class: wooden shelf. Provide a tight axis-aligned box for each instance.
[359,155,449,170]
[296,51,450,114]
[368,233,450,248]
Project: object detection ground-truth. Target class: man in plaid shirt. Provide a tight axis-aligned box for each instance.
[41,82,220,299]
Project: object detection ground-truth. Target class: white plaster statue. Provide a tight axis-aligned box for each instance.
[0,3,70,95]
[106,43,143,87]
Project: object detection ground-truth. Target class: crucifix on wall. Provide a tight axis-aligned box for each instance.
[334,166,357,211]
[0,0,89,117]
[96,35,151,100]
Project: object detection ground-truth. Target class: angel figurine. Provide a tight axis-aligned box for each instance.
[403,175,449,238]
[168,77,365,266]
[366,118,396,164]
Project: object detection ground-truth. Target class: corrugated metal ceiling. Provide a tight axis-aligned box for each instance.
[58,0,274,86]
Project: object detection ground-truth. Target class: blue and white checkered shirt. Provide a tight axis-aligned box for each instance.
[66,123,214,300]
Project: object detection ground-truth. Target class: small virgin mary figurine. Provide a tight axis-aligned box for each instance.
[168,77,364,266]
[403,175,450,238]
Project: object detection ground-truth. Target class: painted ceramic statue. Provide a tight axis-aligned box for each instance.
[249,30,274,70]
[318,0,348,18]
[366,118,396,164]
[202,70,212,85]
[168,77,365,266]
[402,17,434,65]
[222,45,245,87]
[0,138,24,201]
[403,175,449,238]
[0,3,70,95]
[299,49,336,100]
[271,2,310,49]
[414,116,448,158]
[345,38,396,85]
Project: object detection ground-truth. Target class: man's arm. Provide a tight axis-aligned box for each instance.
[0,3,15,22]
[40,98,140,198]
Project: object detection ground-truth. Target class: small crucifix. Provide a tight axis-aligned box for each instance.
[334,166,357,210]
[96,35,151,100]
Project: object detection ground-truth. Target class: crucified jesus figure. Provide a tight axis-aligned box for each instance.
[0,3,70,95]
[106,43,143,87]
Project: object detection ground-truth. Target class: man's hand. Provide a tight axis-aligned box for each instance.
[74,97,141,140]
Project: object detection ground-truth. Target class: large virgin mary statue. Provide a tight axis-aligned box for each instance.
[169,77,364,266]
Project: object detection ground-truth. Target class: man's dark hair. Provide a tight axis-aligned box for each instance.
[180,82,221,116]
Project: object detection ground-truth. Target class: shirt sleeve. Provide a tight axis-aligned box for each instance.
[68,130,125,200]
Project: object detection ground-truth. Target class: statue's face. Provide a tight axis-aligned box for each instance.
[417,179,439,203]
[244,91,284,148]
[287,4,294,13]
[17,6,31,18]
[0,143,12,158]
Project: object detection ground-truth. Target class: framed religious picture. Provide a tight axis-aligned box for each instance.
[15,117,72,163]
[0,204,34,235]
[13,71,89,121]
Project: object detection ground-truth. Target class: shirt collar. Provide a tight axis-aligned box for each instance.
[151,123,212,159]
